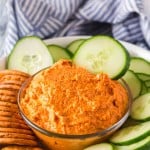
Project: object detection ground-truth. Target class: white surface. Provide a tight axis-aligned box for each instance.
[0,36,150,70]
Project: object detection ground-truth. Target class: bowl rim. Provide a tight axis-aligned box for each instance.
[17,69,132,140]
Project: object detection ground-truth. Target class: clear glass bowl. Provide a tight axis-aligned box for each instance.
[17,71,132,150]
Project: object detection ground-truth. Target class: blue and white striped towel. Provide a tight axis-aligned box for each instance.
[0,0,150,57]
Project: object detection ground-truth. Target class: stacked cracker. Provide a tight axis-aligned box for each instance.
[0,70,43,150]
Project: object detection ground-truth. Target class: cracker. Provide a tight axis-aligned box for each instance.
[0,74,28,82]
[0,105,18,113]
[0,128,33,135]
[0,132,36,140]
[0,111,25,119]
[0,70,30,78]
[0,101,18,109]
[0,83,21,91]
[0,116,25,124]
[0,89,17,96]
[0,121,29,129]
[0,138,38,146]
[0,111,13,117]
[0,80,24,86]
[1,146,43,150]
[0,94,17,102]
[0,112,22,120]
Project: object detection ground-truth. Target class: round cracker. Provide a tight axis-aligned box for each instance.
[0,74,28,82]
[0,83,21,91]
[0,112,24,121]
[1,146,43,150]
[0,111,13,117]
[0,138,38,146]
[0,94,17,103]
[0,121,29,129]
[0,132,36,140]
[0,89,17,96]
[0,116,25,124]
[0,70,30,78]
[0,80,24,86]
[0,105,18,113]
[0,101,18,109]
[0,128,33,135]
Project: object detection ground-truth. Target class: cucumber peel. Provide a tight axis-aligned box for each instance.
[67,39,85,54]
[114,136,150,150]
[110,121,150,145]
[47,44,72,62]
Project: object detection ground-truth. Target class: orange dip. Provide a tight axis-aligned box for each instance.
[20,60,128,135]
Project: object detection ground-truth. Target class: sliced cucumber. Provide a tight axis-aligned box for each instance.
[73,35,130,79]
[110,121,150,145]
[7,36,53,75]
[145,80,150,87]
[67,39,85,54]
[114,136,150,150]
[47,44,72,62]
[84,143,114,150]
[137,73,150,81]
[122,70,142,99]
[131,93,150,121]
[129,57,150,75]
[140,82,148,95]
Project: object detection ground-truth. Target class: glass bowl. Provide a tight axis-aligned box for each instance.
[17,68,132,150]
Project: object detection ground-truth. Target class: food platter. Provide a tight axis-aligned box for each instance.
[0,36,150,150]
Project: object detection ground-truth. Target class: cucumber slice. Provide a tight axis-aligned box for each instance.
[47,44,72,62]
[7,36,53,75]
[114,136,150,150]
[122,70,142,99]
[140,82,148,95]
[84,143,114,150]
[110,121,150,145]
[67,39,85,54]
[145,80,150,87]
[73,35,130,79]
[131,93,150,121]
[137,73,150,81]
[129,57,150,75]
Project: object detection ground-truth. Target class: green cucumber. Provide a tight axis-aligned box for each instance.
[122,70,142,99]
[73,35,130,79]
[110,121,150,145]
[47,44,72,62]
[129,57,150,75]
[67,39,85,54]
[145,80,150,87]
[140,82,148,95]
[137,73,150,81]
[7,36,53,75]
[114,136,150,150]
[84,143,114,150]
[131,93,150,121]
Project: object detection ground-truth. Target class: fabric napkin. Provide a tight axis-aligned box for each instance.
[0,0,150,57]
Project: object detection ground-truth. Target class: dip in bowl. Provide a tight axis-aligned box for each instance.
[18,60,131,150]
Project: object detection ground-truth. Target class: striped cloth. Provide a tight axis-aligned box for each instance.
[0,0,150,57]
